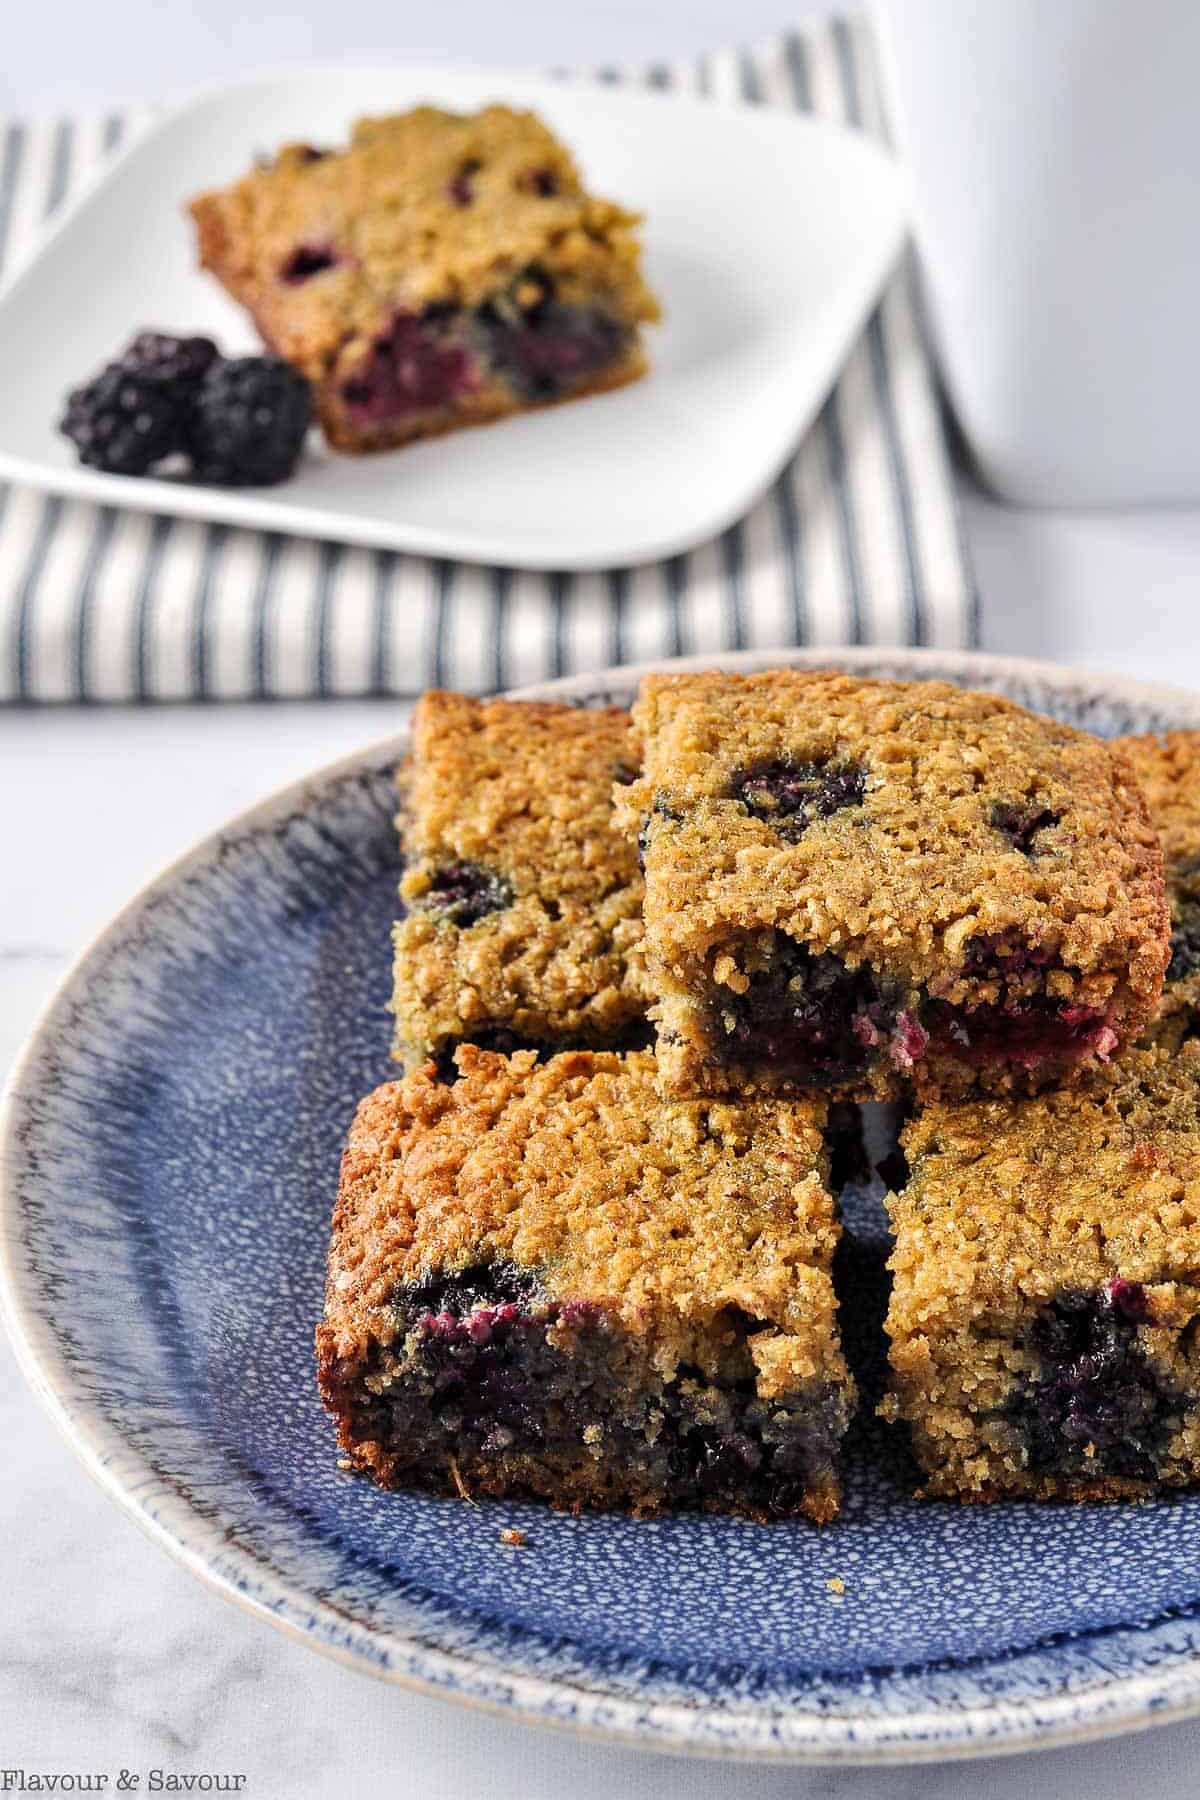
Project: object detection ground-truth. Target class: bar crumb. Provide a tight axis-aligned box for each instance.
[499,1527,529,1549]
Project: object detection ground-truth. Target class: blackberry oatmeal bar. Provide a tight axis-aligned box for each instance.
[391,692,649,1071]
[1116,730,1200,1050]
[881,1045,1200,1501]
[316,1048,855,1521]
[620,670,1168,1101]
[190,105,659,452]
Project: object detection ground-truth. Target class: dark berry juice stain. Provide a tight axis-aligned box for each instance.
[421,862,512,927]
[731,758,865,842]
[1006,1284,1182,1483]
[928,931,1116,1074]
[357,1263,846,1517]
[341,309,477,424]
[712,936,915,1085]
[475,278,628,402]
[962,931,1056,981]
[923,993,1112,1072]
[637,794,681,870]
[280,243,339,283]
[655,1372,848,1521]
[990,800,1061,855]
[1169,897,1200,983]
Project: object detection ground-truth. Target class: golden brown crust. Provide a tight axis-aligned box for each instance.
[189,106,659,452]
[1116,730,1200,1047]
[320,1047,843,1387]
[622,670,1168,1099]
[883,1044,1200,1501]
[391,693,649,1066]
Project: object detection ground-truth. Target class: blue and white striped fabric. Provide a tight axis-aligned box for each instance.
[0,16,977,704]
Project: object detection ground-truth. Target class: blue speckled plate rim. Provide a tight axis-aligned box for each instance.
[7,645,1200,1767]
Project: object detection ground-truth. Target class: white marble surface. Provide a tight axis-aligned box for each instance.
[8,2,1200,1794]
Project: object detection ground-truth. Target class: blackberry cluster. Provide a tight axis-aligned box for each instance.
[60,332,311,486]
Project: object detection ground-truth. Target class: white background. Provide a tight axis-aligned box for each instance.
[5,3,1200,1797]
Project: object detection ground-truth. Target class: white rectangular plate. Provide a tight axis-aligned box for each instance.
[0,66,907,571]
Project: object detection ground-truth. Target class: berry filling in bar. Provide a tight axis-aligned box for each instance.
[1116,729,1200,1050]
[391,691,650,1071]
[316,1048,855,1521]
[620,670,1168,1101]
[190,106,660,452]
[881,1046,1200,1501]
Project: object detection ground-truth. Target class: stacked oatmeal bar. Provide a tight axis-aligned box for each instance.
[319,671,1200,1517]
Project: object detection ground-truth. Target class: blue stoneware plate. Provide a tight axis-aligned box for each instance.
[7,647,1200,1766]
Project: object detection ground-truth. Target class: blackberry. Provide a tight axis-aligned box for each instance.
[520,167,559,197]
[188,356,311,485]
[731,758,866,841]
[420,862,513,928]
[60,363,184,475]
[962,929,1055,981]
[122,331,219,390]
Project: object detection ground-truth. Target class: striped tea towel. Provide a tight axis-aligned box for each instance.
[0,15,977,704]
